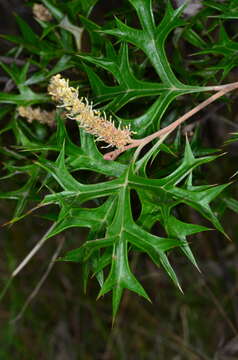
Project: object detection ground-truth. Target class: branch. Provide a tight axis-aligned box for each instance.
[11,236,65,323]
[104,82,238,161]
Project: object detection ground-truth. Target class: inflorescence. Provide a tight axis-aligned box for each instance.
[33,4,52,22]
[18,106,55,127]
[48,74,133,149]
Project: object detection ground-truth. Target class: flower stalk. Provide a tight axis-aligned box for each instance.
[104,81,238,160]
[48,75,238,160]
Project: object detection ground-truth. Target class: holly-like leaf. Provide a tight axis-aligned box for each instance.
[1,0,233,320]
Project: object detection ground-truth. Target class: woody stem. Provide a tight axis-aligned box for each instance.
[104,82,238,161]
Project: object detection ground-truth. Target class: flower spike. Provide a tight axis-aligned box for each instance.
[48,74,133,149]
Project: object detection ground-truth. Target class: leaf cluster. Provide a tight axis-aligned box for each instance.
[0,0,237,318]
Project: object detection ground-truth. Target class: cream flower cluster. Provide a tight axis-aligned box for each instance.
[33,4,52,22]
[18,106,55,127]
[48,74,133,149]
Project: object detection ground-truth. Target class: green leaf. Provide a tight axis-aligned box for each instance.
[59,16,83,50]
[1,0,233,320]
[66,0,99,17]
[223,197,238,214]
[42,0,64,21]
[60,237,115,263]
[0,91,49,105]
[163,216,211,270]
[99,236,150,320]
[0,166,40,219]
[15,14,39,44]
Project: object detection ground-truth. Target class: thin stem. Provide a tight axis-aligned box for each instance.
[12,223,56,277]
[104,81,238,161]
[11,237,65,323]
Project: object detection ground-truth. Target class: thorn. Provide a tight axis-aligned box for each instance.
[230,171,238,179]
[178,283,184,294]
[218,151,228,157]
[194,262,201,273]
[96,292,102,301]
[196,266,201,274]
[224,232,232,242]
[111,316,116,328]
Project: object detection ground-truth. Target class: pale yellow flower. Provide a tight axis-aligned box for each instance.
[18,106,55,127]
[33,4,52,22]
[48,74,133,149]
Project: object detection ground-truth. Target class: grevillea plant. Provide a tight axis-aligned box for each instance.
[1,0,238,320]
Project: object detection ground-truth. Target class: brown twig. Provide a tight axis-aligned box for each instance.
[104,82,238,161]
[11,223,56,278]
[182,94,238,135]
[11,236,65,323]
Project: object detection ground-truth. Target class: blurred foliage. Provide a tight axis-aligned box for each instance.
[1,0,238,359]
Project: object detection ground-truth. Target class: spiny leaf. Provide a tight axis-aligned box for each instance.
[98,237,150,320]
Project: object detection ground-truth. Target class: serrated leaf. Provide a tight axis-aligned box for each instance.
[98,237,150,320]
